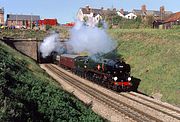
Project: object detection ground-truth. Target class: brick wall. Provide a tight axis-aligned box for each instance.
[1,38,41,61]
[13,40,38,60]
[0,13,4,25]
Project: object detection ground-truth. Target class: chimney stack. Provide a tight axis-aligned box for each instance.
[141,4,147,13]
[160,6,165,14]
[86,5,90,11]
[113,8,116,12]
[120,9,124,15]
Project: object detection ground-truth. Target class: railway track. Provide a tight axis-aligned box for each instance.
[119,92,180,119]
[125,92,180,117]
[43,64,180,122]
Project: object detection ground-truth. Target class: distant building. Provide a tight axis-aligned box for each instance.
[124,13,137,19]
[6,14,40,29]
[132,5,173,20]
[77,6,103,27]
[38,19,58,26]
[0,7,4,25]
[77,5,117,27]
[117,9,137,19]
[163,12,180,29]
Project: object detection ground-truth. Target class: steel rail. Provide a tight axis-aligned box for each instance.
[45,64,162,122]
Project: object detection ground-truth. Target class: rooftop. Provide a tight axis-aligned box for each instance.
[0,8,4,14]
[133,9,173,16]
[80,7,117,17]
[7,14,40,21]
[164,12,180,23]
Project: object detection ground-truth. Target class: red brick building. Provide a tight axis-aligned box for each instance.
[0,7,4,25]
[132,5,173,20]
[163,12,180,29]
[6,14,40,28]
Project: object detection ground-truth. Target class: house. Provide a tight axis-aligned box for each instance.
[6,14,40,29]
[0,7,4,25]
[77,6,117,27]
[117,12,124,18]
[163,12,180,29]
[132,5,173,20]
[77,6,103,27]
[124,13,137,19]
[117,9,137,19]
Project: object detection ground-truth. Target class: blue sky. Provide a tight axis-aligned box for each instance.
[0,0,179,23]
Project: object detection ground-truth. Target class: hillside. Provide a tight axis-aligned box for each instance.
[0,26,69,39]
[0,29,47,40]
[108,29,180,106]
[0,41,103,121]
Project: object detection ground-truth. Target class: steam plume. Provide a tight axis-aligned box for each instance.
[39,21,117,58]
[39,32,64,58]
[67,21,117,56]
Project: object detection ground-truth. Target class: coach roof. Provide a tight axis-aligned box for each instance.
[60,54,81,59]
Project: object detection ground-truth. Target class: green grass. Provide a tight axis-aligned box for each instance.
[108,28,180,106]
[0,41,103,121]
[51,26,70,39]
[0,27,70,40]
[0,29,47,40]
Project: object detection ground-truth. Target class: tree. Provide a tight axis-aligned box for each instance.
[112,15,122,25]
[46,25,52,31]
[83,16,88,23]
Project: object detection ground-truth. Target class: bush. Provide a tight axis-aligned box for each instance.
[46,25,52,31]
[0,42,103,121]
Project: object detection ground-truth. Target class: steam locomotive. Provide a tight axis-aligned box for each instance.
[53,53,133,91]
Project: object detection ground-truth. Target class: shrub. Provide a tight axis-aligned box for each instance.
[0,42,103,121]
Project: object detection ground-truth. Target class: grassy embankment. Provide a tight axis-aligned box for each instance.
[0,29,47,39]
[0,26,69,39]
[108,29,180,106]
[0,41,103,121]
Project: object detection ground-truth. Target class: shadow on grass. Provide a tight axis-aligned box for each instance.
[131,77,141,92]
[131,77,152,97]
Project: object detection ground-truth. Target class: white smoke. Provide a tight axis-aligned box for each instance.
[67,21,117,56]
[39,32,64,58]
[39,21,117,58]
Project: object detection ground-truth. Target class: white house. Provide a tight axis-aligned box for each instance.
[124,13,137,19]
[77,6,103,27]
[117,10,137,19]
[117,11,124,18]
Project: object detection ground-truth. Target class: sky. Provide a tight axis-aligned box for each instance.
[0,0,179,24]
